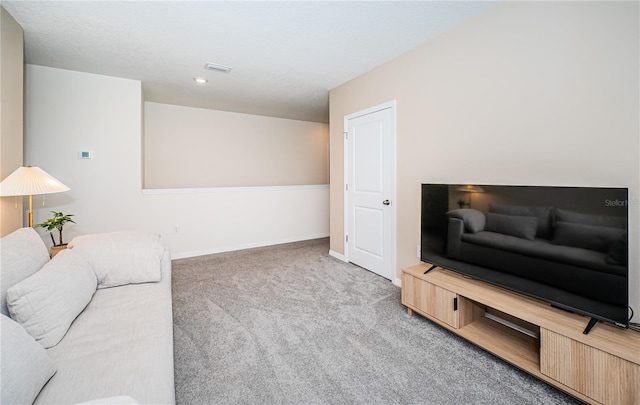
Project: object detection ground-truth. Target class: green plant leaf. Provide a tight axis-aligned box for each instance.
[35,211,77,245]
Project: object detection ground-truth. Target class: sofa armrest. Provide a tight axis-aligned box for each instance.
[160,248,171,281]
[446,218,464,259]
[446,209,486,233]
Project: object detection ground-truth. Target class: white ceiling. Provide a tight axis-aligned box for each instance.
[3,1,497,123]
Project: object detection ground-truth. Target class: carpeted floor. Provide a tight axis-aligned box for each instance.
[171,238,579,405]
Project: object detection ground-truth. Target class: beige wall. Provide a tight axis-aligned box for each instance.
[0,6,24,236]
[144,102,329,188]
[25,65,329,257]
[329,1,639,314]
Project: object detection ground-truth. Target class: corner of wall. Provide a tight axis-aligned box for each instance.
[0,6,25,236]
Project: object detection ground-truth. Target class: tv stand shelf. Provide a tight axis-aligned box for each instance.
[402,264,640,405]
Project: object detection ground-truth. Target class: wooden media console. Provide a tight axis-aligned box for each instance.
[401,264,640,405]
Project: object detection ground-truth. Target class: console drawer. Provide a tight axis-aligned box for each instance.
[402,272,458,328]
[540,328,639,404]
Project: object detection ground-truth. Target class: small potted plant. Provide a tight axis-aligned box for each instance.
[37,211,76,257]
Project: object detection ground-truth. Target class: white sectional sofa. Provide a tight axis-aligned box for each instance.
[0,228,175,405]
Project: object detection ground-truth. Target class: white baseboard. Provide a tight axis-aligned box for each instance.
[329,251,401,287]
[328,250,347,262]
[329,250,401,287]
[171,233,329,260]
[189,242,400,288]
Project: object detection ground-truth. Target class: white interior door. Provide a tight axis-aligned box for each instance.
[345,103,395,280]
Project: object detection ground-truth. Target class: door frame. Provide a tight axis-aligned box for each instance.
[343,100,397,283]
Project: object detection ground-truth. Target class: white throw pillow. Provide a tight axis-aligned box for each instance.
[68,230,164,288]
[0,314,57,404]
[0,227,50,316]
[7,249,97,348]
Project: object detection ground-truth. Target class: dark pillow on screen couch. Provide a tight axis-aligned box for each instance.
[551,221,627,253]
[555,208,626,229]
[489,204,553,239]
[606,233,628,265]
[446,209,485,233]
[485,213,538,240]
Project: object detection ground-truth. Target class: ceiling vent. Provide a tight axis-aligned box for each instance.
[204,62,232,73]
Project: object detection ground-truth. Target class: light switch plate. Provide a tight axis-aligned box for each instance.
[79,150,93,159]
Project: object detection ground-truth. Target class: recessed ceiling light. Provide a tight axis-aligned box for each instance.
[193,77,208,84]
[204,62,232,73]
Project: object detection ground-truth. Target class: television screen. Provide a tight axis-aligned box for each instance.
[420,184,629,330]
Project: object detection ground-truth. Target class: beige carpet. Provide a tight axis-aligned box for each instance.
[171,238,578,405]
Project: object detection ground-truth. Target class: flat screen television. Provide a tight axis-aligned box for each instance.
[420,184,629,333]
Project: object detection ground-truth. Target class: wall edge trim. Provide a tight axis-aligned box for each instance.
[142,184,329,195]
[171,233,330,260]
[328,249,347,262]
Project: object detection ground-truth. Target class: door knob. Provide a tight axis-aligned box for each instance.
[383,200,391,206]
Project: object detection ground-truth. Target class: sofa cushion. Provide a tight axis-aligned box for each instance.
[0,227,50,316]
[461,231,625,276]
[446,209,485,233]
[485,213,538,240]
[7,249,97,348]
[34,251,175,405]
[489,204,553,239]
[551,221,627,253]
[68,230,164,288]
[555,208,626,229]
[0,314,57,405]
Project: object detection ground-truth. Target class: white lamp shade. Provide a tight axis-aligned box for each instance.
[457,185,485,193]
[0,167,70,197]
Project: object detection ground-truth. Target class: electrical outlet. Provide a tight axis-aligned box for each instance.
[416,245,421,258]
[173,225,179,234]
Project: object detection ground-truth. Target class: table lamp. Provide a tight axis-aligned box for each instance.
[457,185,485,208]
[0,166,70,227]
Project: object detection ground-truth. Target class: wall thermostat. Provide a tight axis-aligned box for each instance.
[79,150,93,159]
